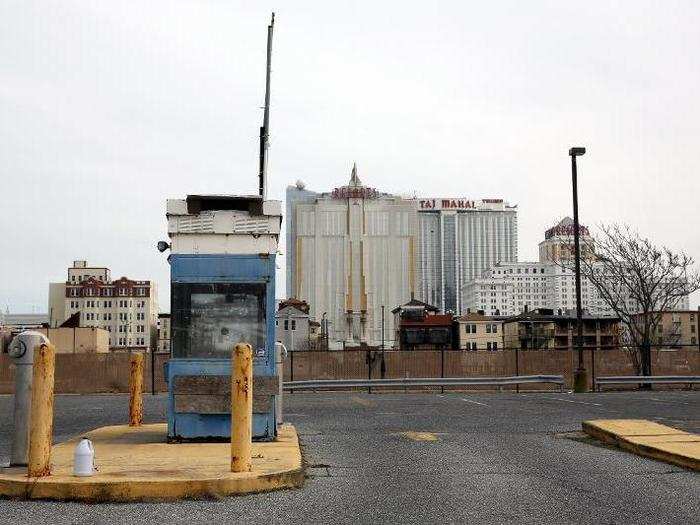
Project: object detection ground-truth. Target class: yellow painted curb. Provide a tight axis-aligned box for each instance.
[0,423,304,502]
[582,419,700,472]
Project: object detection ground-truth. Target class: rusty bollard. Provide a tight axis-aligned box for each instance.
[28,343,56,477]
[129,353,144,427]
[231,343,253,472]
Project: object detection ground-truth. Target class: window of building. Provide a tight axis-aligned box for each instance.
[471,342,477,350]
[291,320,297,331]
[486,324,492,333]
[284,319,289,331]
[493,341,498,350]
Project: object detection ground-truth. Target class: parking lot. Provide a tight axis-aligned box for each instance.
[1,391,699,524]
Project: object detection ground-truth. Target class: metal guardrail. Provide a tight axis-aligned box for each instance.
[283,375,565,392]
[595,375,700,391]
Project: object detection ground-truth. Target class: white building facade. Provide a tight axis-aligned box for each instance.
[462,262,612,317]
[157,313,170,353]
[416,198,518,314]
[463,218,690,317]
[48,260,159,351]
[286,166,417,348]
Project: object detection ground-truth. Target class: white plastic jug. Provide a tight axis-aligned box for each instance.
[73,437,95,477]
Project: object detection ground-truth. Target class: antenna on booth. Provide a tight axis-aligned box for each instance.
[259,12,275,199]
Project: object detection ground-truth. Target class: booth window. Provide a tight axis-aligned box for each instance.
[172,282,266,359]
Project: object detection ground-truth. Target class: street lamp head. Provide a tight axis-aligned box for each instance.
[569,147,586,157]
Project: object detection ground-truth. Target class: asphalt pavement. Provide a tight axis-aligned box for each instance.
[1,390,698,524]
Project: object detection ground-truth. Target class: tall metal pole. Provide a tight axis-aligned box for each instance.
[259,12,274,199]
[570,147,587,392]
[381,305,386,379]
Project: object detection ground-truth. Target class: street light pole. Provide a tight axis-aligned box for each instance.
[381,305,386,379]
[570,146,587,393]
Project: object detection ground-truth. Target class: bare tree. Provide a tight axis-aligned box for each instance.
[571,224,700,377]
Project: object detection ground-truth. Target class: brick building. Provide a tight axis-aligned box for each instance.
[393,298,454,350]
[48,260,158,351]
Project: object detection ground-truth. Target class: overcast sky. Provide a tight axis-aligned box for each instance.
[2,1,699,314]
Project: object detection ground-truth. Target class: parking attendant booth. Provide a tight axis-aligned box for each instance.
[164,195,282,441]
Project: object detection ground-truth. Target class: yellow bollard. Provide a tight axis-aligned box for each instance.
[28,343,55,478]
[231,343,253,473]
[129,353,144,427]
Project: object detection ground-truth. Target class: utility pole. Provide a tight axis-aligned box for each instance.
[569,147,587,393]
[258,12,274,199]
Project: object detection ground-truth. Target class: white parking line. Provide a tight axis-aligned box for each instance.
[542,397,602,406]
[649,397,692,406]
[461,398,489,407]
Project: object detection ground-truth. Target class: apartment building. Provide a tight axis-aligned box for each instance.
[48,260,158,351]
[454,311,505,351]
[502,308,621,350]
[632,310,699,348]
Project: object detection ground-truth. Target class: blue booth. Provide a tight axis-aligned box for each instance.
[164,195,282,441]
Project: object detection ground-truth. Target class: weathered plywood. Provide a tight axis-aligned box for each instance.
[174,393,272,414]
[173,375,278,396]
